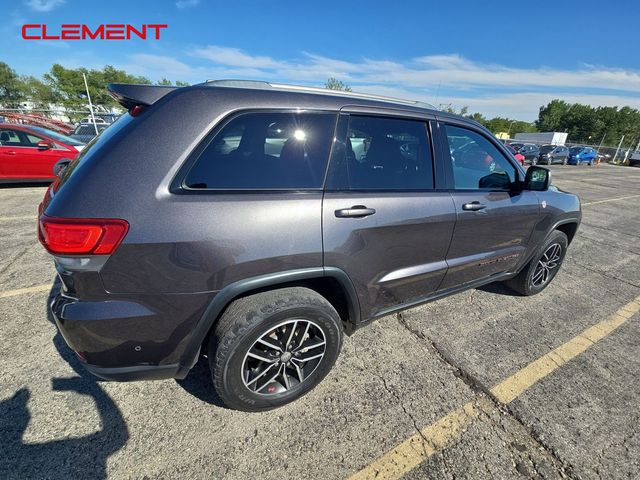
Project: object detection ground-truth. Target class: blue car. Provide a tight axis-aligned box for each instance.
[568,146,597,165]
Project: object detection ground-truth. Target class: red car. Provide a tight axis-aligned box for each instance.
[0,124,84,183]
[505,143,525,166]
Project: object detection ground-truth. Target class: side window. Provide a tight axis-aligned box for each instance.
[25,133,44,145]
[328,115,433,190]
[445,125,517,190]
[0,129,24,146]
[185,112,336,189]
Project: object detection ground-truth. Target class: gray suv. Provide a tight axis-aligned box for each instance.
[39,81,581,411]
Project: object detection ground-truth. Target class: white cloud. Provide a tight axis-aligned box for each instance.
[176,0,200,9]
[191,46,285,69]
[24,0,65,12]
[121,46,640,120]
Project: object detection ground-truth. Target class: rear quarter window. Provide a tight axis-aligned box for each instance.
[185,112,337,190]
[56,114,135,187]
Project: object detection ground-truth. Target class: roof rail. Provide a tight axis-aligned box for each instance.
[202,79,436,110]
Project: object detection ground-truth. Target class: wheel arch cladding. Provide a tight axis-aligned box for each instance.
[177,267,361,372]
[555,222,578,244]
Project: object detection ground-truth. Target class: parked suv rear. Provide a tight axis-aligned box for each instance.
[39,81,581,411]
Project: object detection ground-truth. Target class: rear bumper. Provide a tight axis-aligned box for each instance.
[49,287,210,381]
[84,362,185,381]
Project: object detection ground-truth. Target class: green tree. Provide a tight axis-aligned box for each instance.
[325,77,352,92]
[20,76,55,109]
[0,62,25,108]
[466,112,488,126]
[156,78,190,86]
[43,64,151,120]
[537,100,640,145]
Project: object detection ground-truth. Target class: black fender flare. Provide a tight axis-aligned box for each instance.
[176,267,360,377]
[514,217,581,274]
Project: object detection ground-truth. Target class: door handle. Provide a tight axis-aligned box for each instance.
[335,205,376,218]
[462,201,487,211]
[3,151,16,155]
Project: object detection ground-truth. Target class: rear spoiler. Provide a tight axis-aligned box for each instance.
[107,83,177,110]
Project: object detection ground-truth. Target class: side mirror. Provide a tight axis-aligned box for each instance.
[53,158,71,176]
[524,166,551,191]
[37,140,53,150]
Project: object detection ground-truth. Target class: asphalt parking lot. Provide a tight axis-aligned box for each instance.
[1,164,639,480]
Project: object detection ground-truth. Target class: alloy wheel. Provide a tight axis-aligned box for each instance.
[241,319,326,396]
[531,243,562,287]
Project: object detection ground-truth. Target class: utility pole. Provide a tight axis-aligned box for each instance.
[596,133,606,156]
[613,135,624,163]
[83,73,99,135]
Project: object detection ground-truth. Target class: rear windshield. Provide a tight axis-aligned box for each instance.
[185,112,336,190]
[569,147,583,154]
[28,126,85,146]
[540,145,555,153]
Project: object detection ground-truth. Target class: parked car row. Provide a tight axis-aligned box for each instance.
[0,113,120,182]
[0,124,86,183]
[506,142,598,166]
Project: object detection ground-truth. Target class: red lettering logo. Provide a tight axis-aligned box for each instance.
[21,24,168,40]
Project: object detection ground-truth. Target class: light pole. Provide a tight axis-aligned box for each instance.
[507,120,516,138]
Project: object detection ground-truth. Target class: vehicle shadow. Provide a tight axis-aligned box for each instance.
[476,281,520,296]
[175,356,227,408]
[0,278,129,480]
[0,182,50,189]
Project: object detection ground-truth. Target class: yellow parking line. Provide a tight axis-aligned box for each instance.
[0,215,37,222]
[348,294,640,480]
[0,284,51,299]
[582,194,640,206]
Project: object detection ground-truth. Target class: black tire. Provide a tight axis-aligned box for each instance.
[530,157,537,166]
[503,230,568,296]
[209,287,343,411]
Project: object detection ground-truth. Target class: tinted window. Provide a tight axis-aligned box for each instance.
[25,133,44,145]
[28,126,84,146]
[540,145,555,153]
[186,112,336,189]
[327,115,433,190]
[0,129,24,146]
[445,125,516,190]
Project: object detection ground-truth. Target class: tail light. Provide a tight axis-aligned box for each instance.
[38,216,129,255]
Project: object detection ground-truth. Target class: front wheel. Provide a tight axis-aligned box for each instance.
[503,230,568,296]
[531,158,538,166]
[209,287,343,411]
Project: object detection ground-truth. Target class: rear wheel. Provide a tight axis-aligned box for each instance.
[209,287,343,411]
[503,230,568,296]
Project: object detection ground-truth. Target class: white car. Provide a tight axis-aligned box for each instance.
[79,117,108,125]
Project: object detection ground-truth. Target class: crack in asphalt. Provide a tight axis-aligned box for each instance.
[568,257,640,289]
[395,312,577,480]
[577,233,640,256]
[350,341,430,458]
[0,245,31,276]
[580,221,640,240]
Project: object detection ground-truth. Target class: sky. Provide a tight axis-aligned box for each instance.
[3,0,640,121]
